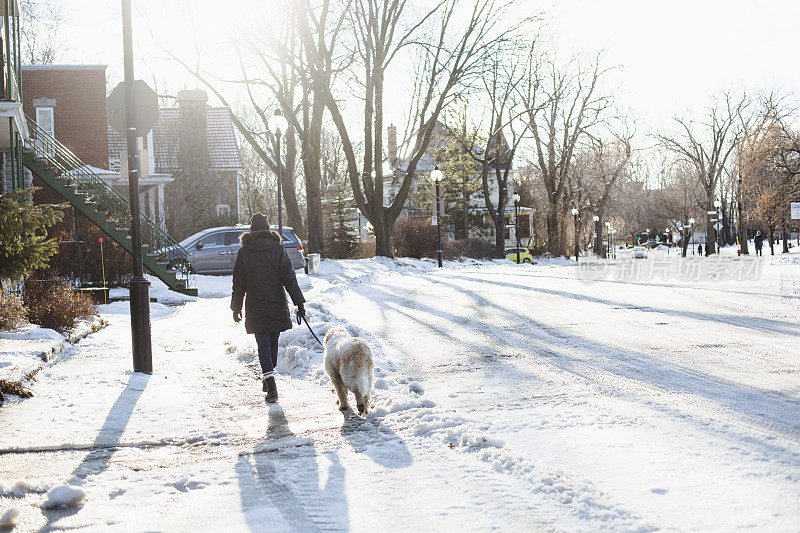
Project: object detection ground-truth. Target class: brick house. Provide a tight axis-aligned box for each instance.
[20,65,112,226]
[19,66,242,239]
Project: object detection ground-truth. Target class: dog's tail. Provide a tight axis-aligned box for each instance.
[355,369,371,397]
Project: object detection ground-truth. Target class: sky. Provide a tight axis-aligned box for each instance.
[51,0,800,136]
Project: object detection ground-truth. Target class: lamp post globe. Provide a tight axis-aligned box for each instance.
[268,109,289,238]
[430,167,443,267]
[714,199,722,209]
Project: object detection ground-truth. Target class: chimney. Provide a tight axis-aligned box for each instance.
[176,89,208,109]
[176,89,210,175]
[388,124,397,168]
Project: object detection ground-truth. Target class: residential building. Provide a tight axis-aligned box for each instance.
[0,2,26,196]
[107,89,243,239]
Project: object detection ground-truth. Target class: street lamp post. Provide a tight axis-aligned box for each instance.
[268,109,289,239]
[593,215,601,257]
[713,199,722,253]
[511,193,521,263]
[571,207,579,261]
[431,167,443,268]
[122,0,151,374]
[688,217,695,255]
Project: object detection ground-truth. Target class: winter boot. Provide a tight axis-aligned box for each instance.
[263,376,278,403]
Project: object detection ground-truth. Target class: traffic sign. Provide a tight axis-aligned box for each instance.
[714,222,722,231]
[106,80,159,137]
[792,202,800,220]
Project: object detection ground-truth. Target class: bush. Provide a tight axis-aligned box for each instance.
[353,241,376,259]
[394,218,447,259]
[444,238,497,260]
[0,292,27,330]
[24,278,97,333]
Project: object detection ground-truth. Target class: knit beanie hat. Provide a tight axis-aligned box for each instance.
[250,212,269,232]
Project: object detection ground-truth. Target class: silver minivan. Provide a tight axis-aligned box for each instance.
[179,225,305,274]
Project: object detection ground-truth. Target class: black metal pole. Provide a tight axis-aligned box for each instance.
[435,180,442,268]
[277,131,283,240]
[595,218,602,257]
[574,214,579,261]
[122,0,152,374]
[514,201,520,264]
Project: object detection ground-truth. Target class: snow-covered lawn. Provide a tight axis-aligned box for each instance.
[0,251,798,531]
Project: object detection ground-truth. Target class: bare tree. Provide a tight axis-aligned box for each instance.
[657,92,749,254]
[522,55,612,257]
[568,127,632,255]
[20,0,63,64]
[320,0,518,256]
[168,51,305,237]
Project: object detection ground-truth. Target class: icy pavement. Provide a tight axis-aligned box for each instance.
[1,251,799,531]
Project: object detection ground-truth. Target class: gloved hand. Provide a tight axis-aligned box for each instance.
[233,310,242,323]
[296,303,305,319]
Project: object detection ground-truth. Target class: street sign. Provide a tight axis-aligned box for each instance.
[707,210,718,215]
[714,222,722,231]
[431,216,438,226]
[107,80,159,137]
[792,202,800,220]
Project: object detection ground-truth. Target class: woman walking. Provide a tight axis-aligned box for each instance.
[231,213,305,402]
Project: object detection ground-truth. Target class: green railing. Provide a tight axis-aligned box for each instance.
[25,116,192,284]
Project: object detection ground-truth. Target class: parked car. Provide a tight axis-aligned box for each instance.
[179,225,305,274]
[632,246,648,259]
[505,247,534,264]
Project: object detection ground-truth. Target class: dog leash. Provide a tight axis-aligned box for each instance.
[297,313,324,346]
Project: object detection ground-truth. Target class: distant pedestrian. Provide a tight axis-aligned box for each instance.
[231,213,306,402]
[754,231,764,257]
[697,243,703,256]
[704,243,709,256]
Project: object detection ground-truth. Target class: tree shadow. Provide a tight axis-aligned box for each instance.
[236,403,349,531]
[444,273,800,338]
[339,409,413,469]
[364,276,800,460]
[41,372,150,529]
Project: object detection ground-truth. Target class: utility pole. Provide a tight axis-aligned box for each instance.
[122,0,152,374]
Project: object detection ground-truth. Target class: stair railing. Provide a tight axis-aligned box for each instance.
[25,116,192,286]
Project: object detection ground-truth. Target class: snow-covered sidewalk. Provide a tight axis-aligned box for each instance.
[1,254,799,531]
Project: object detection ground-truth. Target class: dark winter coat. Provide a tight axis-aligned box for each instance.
[230,230,305,334]
[754,234,764,249]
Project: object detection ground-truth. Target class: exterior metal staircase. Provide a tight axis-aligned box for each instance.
[22,116,197,295]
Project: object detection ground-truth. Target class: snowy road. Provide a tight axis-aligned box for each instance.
[1,255,799,531]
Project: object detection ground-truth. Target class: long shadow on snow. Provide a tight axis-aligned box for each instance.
[340,410,413,469]
[42,372,150,529]
[236,404,349,531]
[371,277,800,458]
[444,273,800,338]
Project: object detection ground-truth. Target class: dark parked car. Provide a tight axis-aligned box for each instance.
[179,225,305,274]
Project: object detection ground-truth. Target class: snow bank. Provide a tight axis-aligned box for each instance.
[42,484,87,508]
[0,508,19,527]
[0,479,48,496]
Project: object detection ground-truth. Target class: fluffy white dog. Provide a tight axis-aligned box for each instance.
[324,326,374,415]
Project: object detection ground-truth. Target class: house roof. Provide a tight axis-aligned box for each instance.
[107,106,243,171]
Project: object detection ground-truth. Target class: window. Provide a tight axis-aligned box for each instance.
[225,231,243,246]
[197,232,225,248]
[35,107,55,156]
